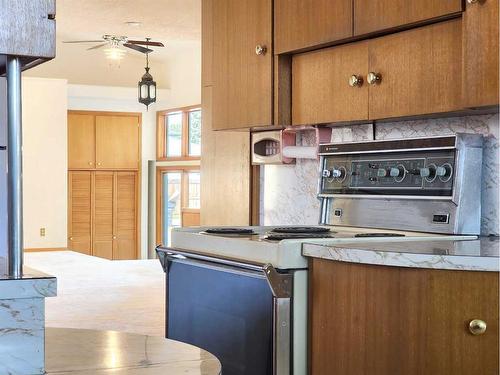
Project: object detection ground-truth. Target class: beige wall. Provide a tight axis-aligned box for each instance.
[22,77,68,249]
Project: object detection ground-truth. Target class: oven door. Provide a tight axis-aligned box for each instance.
[158,248,292,375]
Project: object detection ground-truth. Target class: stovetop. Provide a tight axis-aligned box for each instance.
[169,226,477,269]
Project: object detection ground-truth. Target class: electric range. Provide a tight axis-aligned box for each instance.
[157,134,483,375]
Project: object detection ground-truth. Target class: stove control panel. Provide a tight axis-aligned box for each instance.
[321,150,455,196]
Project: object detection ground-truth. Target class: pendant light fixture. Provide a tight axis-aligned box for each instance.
[138,40,157,109]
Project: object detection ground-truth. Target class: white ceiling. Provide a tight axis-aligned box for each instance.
[26,0,201,88]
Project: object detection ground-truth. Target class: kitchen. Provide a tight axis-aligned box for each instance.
[0,0,499,374]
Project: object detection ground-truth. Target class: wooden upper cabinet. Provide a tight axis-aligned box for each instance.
[95,115,140,169]
[310,259,499,375]
[274,0,353,54]
[68,113,95,169]
[462,0,499,108]
[68,171,92,255]
[211,0,273,130]
[354,0,463,36]
[292,42,369,125]
[368,19,462,120]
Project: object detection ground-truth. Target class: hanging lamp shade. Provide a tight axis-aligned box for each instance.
[138,52,157,108]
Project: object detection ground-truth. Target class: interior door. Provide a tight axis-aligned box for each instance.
[212,0,273,130]
[113,172,137,260]
[292,41,369,125]
[93,171,114,259]
[368,19,462,120]
[95,115,140,169]
[68,171,92,255]
[462,0,499,108]
[274,0,353,53]
[68,113,95,169]
[354,0,462,36]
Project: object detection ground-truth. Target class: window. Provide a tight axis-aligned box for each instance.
[157,105,201,160]
[156,167,200,246]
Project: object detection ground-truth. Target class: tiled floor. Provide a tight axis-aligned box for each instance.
[25,251,165,337]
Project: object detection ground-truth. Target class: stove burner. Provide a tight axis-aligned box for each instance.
[270,226,331,234]
[204,228,256,235]
[354,233,406,238]
[265,233,336,241]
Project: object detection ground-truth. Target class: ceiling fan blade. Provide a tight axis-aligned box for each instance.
[126,40,165,47]
[87,43,108,51]
[123,43,153,54]
[63,40,104,43]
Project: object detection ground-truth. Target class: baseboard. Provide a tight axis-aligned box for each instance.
[24,247,67,252]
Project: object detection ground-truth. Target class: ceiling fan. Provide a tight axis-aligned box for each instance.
[63,35,165,55]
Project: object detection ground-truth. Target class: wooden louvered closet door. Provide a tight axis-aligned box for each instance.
[68,171,92,255]
[92,172,114,260]
[113,172,138,260]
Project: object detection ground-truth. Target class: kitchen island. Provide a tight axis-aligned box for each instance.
[0,259,57,374]
[303,237,499,375]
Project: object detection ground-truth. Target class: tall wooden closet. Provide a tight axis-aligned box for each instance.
[67,111,141,260]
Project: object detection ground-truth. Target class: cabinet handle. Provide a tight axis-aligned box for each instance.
[255,45,267,56]
[88,161,93,166]
[469,319,487,335]
[367,72,382,85]
[97,162,102,166]
[69,237,74,241]
[349,75,364,87]
[113,236,117,240]
[467,0,479,3]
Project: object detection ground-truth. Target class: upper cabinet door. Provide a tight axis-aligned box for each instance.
[292,42,369,125]
[368,20,462,120]
[354,0,462,36]
[462,0,499,108]
[95,115,140,169]
[68,113,95,169]
[274,0,353,54]
[211,0,273,130]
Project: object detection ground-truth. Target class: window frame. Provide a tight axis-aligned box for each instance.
[156,105,201,161]
[156,166,201,245]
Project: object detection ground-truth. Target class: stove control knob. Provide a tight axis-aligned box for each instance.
[377,168,389,177]
[436,166,447,177]
[322,169,331,178]
[390,167,404,177]
[420,167,432,178]
[332,168,345,179]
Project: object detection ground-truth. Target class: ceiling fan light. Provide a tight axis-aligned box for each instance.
[104,45,127,60]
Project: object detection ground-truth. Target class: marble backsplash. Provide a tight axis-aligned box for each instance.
[260,113,499,236]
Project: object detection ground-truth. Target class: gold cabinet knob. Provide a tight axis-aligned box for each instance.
[255,44,267,56]
[112,235,117,240]
[97,162,102,166]
[469,319,487,335]
[69,237,74,241]
[367,72,382,85]
[349,74,364,87]
[88,161,93,166]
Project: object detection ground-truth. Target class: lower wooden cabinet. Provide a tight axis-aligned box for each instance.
[309,259,499,375]
[68,171,138,260]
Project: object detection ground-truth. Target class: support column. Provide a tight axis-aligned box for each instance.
[6,56,23,278]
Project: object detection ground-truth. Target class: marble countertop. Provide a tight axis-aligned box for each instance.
[0,257,57,299]
[303,236,499,271]
[45,328,221,374]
